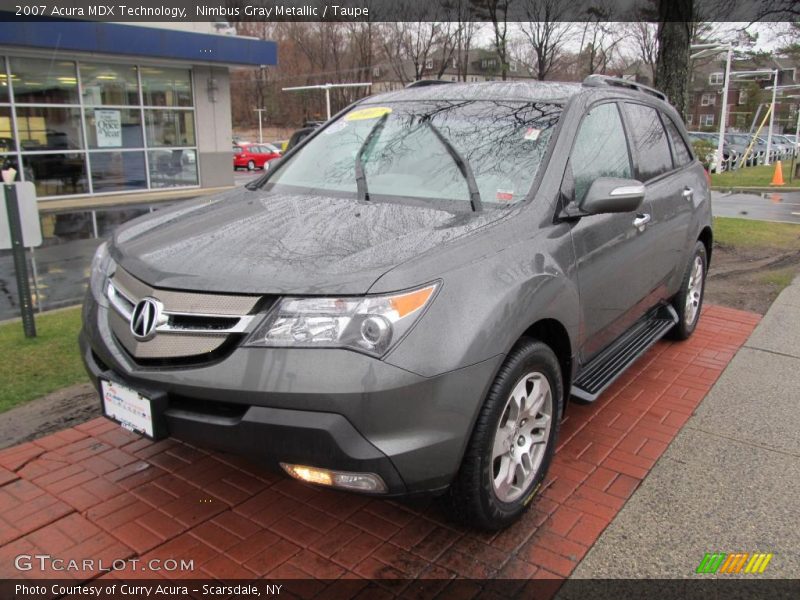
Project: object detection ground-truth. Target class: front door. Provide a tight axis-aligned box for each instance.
[565,101,659,361]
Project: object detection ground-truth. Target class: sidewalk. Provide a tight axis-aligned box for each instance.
[568,276,800,580]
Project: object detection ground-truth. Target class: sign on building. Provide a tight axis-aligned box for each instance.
[95,109,122,147]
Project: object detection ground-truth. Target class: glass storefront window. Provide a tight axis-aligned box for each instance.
[16,106,83,150]
[10,57,79,104]
[144,109,195,147]
[141,67,192,107]
[148,149,197,187]
[90,151,147,193]
[0,106,15,152]
[80,63,140,106]
[2,56,197,198]
[84,108,143,149]
[23,153,88,196]
[0,57,9,103]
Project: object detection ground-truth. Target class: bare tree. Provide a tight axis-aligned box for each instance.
[451,2,481,81]
[519,0,575,80]
[577,3,625,77]
[485,0,514,80]
[626,22,659,82]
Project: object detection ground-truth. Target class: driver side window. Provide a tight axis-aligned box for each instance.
[571,103,632,204]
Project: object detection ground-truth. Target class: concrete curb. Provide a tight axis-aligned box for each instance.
[711,186,800,193]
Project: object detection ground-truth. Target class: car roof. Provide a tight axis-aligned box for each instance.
[365,81,583,104]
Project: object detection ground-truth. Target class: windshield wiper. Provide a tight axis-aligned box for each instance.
[354,113,389,202]
[424,119,483,212]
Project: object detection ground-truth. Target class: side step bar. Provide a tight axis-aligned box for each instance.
[571,304,679,403]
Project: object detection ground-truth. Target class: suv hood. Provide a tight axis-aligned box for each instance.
[112,188,506,295]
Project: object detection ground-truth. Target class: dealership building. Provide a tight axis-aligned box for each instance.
[0,20,276,207]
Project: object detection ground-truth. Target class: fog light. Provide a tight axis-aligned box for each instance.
[280,463,388,493]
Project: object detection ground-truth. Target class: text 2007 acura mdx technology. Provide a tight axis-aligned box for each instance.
[81,76,711,530]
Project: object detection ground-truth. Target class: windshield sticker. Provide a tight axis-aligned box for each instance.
[324,120,348,134]
[345,106,393,121]
[524,128,541,141]
[496,190,514,202]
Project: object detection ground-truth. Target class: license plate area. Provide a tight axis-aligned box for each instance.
[101,379,161,438]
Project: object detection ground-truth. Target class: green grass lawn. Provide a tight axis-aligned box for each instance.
[713,216,800,250]
[710,163,800,188]
[0,306,88,413]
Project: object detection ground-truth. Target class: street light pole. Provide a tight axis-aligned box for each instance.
[690,43,733,174]
[254,108,267,144]
[716,47,733,174]
[766,70,778,165]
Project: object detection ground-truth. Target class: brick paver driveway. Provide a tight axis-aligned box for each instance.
[0,305,759,587]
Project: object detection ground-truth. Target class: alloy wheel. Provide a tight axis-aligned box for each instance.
[491,371,553,503]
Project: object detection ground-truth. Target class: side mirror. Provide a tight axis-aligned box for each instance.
[580,177,645,215]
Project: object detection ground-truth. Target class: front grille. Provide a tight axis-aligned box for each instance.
[106,268,268,364]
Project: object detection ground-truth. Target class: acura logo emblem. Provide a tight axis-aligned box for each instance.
[130,297,162,341]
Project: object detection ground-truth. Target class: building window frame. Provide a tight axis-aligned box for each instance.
[709,72,724,85]
[701,93,716,106]
[1,54,199,201]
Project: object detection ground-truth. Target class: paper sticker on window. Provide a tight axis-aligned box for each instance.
[496,190,514,202]
[324,120,347,134]
[345,106,393,121]
[523,128,541,141]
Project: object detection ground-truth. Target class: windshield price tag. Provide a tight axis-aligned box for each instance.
[496,190,514,202]
[524,128,541,141]
[345,107,393,121]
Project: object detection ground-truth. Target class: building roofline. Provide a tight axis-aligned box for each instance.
[0,19,277,67]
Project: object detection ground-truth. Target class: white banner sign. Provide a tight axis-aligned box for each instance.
[95,109,122,148]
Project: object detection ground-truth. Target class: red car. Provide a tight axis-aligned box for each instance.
[233,143,281,170]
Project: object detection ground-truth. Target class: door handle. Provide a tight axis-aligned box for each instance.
[633,213,651,232]
[682,187,694,200]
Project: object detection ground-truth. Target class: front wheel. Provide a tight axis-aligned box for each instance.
[444,340,562,531]
[669,241,708,340]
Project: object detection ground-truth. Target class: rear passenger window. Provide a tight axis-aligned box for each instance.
[663,117,693,167]
[623,103,673,181]
[571,103,632,204]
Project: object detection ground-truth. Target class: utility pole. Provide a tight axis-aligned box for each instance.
[254,108,267,143]
[733,69,780,165]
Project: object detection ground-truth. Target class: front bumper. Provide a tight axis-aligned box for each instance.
[81,297,502,496]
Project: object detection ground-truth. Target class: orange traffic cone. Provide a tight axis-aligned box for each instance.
[771,161,785,186]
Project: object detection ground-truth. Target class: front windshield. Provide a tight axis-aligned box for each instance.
[266,100,562,206]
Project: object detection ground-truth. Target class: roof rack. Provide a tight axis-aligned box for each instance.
[582,74,667,102]
[405,79,454,89]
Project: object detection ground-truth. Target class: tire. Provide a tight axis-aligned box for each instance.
[247,160,255,171]
[668,241,707,340]
[444,339,563,531]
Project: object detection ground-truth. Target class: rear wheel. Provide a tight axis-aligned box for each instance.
[247,160,255,171]
[444,340,562,530]
[669,241,707,340]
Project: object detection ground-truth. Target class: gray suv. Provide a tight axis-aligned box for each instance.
[81,76,711,530]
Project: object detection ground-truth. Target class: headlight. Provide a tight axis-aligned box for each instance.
[89,241,115,306]
[244,283,439,357]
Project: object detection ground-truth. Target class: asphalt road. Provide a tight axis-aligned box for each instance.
[712,190,800,224]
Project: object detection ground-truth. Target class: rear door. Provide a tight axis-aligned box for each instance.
[566,101,660,360]
[621,103,696,302]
